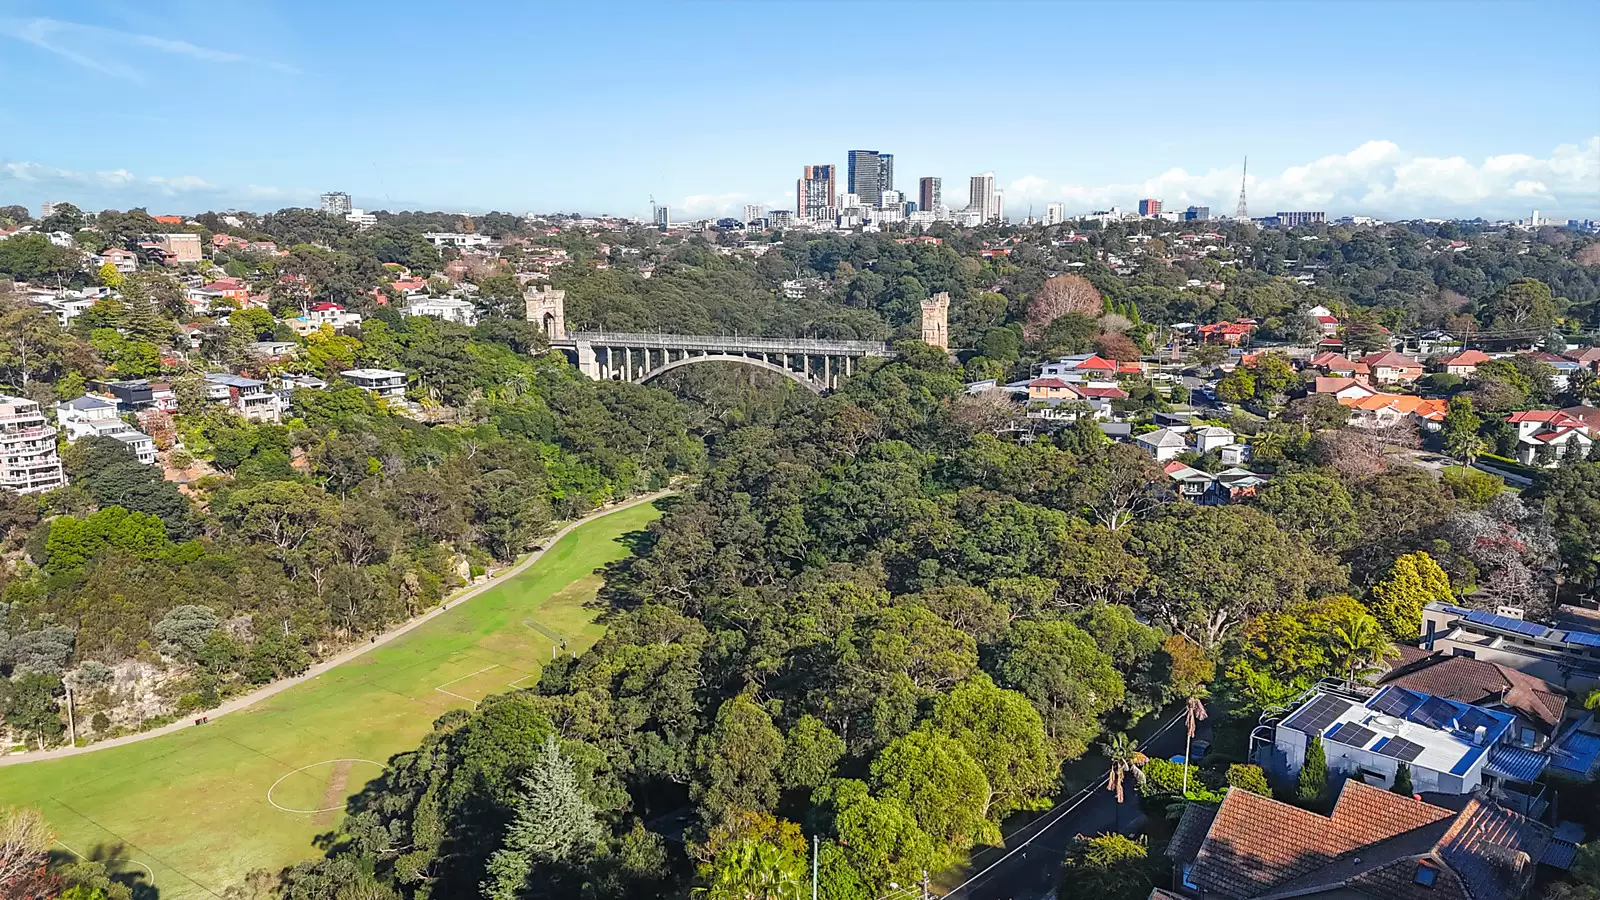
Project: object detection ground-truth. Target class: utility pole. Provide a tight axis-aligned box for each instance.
[812,834,818,900]
[65,684,76,746]
[920,868,930,900]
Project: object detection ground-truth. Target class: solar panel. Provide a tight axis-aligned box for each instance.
[1370,687,1419,717]
[1463,610,1547,638]
[1326,722,1377,748]
[1456,708,1495,735]
[1282,695,1353,735]
[1412,696,1459,729]
[1376,737,1425,762]
[1564,630,1600,648]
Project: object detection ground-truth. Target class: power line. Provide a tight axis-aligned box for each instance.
[873,711,1187,900]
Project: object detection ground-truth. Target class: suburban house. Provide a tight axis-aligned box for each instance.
[97,247,138,274]
[247,341,299,363]
[1038,353,1119,380]
[406,295,480,326]
[1421,603,1600,694]
[1212,467,1269,501]
[1135,425,1237,461]
[1136,427,1194,461]
[1165,780,1568,899]
[1023,378,1127,420]
[288,302,363,335]
[1313,376,1377,401]
[340,368,409,400]
[200,278,249,300]
[204,373,282,422]
[1360,350,1423,384]
[1163,461,1215,500]
[1339,392,1447,429]
[54,396,157,465]
[1308,351,1363,377]
[1190,425,1236,453]
[1440,348,1492,377]
[1265,685,1546,798]
[1505,410,1592,466]
[1218,443,1253,466]
[1196,321,1255,345]
[1378,652,1567,750]
[96,379,178,414]
[1559,404,1600,432]
[1523,351,1583,390]
[1565,347,1600,373]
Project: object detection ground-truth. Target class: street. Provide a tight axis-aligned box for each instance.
[947,711,1206,900]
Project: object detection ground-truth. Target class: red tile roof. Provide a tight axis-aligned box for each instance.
[1378,652,1567,731]
[1189,781,1454,898]
[1362,350,1422,369]
[1442,349,1491,367]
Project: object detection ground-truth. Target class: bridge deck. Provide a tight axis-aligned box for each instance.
[554,331,891,356]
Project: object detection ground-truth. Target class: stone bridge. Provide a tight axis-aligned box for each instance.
[525,286,949,393]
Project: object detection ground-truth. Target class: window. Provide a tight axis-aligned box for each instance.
[1415,862,1438,887]
[1453,648,1476,659]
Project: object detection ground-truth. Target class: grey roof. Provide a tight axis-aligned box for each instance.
[206,373,265,388]
[1135,428,1190,448]
[59,395,117,411]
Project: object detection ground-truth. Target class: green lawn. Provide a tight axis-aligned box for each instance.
[0,500,664,899]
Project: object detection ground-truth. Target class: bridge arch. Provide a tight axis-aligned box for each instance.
[636,353,824,394]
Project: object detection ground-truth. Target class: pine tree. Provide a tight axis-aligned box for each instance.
[1392,762,1414,796]
[1297,736,1327,806]
[482,735,603,900]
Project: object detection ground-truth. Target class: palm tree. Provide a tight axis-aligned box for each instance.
[1328,612,1397,688]
[1182,694,1209,796]
[1104,732,1148,831]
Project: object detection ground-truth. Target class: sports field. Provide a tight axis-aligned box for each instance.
[0,499,664,899]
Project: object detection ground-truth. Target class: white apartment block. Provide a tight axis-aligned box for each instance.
[55,395,158,465]
[0,395,67,493]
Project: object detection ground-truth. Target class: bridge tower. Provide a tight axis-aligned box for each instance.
[525,285,567,341]
[920,291,950,349]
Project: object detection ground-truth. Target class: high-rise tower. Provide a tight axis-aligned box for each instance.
[797,165,837,220]
[918,177,941,213]
[1235,156,1249,220]
[848,150,885,207]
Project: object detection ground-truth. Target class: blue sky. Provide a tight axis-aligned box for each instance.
[2,0,1596,220]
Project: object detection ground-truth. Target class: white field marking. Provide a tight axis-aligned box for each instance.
[54,839,156,880]
[265,758,390,814]
[433,664,500,706]
[505,670,539,689]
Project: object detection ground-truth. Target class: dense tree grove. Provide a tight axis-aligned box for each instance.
[260,334,1595,899]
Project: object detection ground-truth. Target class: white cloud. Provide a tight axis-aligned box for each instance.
[1003,138,1600,219]
[675,192,751,217]
[0,16,298,82]
[0,160,294,207]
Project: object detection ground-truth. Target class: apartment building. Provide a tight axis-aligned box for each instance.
[0,395,67,493]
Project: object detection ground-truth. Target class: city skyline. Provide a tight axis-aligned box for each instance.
[1,1,1596,220]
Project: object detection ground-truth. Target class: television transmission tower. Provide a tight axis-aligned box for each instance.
[1234,156,1249,220]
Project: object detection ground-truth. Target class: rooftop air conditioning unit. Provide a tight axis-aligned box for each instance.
[1497,606,1526,620]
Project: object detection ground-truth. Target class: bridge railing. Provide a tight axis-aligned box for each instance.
[565,330,890,355]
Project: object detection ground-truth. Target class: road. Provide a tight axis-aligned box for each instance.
[0,490,673,766]
[949,711,1208,900]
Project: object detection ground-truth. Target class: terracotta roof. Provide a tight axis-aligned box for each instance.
[1314,376,1369,395]
[1076,385,1129,399]
[1442,349,1491,366]
[1028,377,1073,389]
[1505,410,1582,426]
[1560,405,1600,431]
[1566,347,1600,364]
[1188,781,1452,898]
[1379,653,1567,731]
[1362,350,1422,369]
[1167,801,1218,865]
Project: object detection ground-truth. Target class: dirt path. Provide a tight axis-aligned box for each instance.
[312,760,354,826]
[0,490,672,767]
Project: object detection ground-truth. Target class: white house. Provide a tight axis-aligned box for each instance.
[1134,427,1191,461]
[54,396,157,465]
[341,368,408,400]
[204,373,282,422]
[406,296,479,326]
[1268,686,1541,798]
